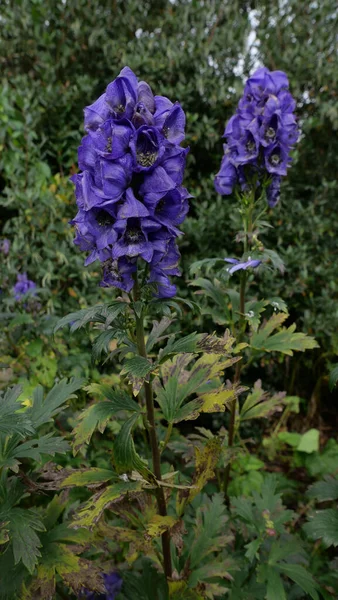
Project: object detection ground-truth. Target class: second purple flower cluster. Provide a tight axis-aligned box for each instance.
[71,67,190,297]
[214,67,299,207]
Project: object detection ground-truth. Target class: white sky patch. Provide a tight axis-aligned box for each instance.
[233,9,261,79]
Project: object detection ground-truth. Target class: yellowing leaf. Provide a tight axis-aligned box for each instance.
[200,387,237,413]
[73,481,144,528]
[61,468,116,488]
[68,287,77,298]
[145,515,179,540]
[177,438,221,514]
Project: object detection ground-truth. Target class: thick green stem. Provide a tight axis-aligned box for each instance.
[133,282,172,579]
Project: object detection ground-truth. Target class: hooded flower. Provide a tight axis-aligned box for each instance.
[214,66,299,205]
[71,67,189,297]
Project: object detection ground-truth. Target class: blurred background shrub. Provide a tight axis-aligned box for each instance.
[0,0,337,419]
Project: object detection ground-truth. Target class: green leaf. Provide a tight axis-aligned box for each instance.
[28,377,85,428]
[277,431,301,448]
[296,429,320,453]
[113,414,156,483]
[7,508,45,572]
[121,559,169,600]
[190,277,229,313]
[307,476,338,501]
[240,382,284,421]
[267,297,288,313]
[8,313,34,329]
[146,317,172,352]
[251,313,319,356]
[73,386,140,454]
[266,567,287,600]
[261,249,285,273]
[304,509,338,547]
[73,480,144,528]
[329,365,338,391]
[121,356,153,394]
[158,332,200,363]
[91,329,117,362]
[276,563,319,600]
[11,433,69,462]
[0,385,34,437]
[188,494,230,570]
[53,305,105,333]
[245,538,262,562]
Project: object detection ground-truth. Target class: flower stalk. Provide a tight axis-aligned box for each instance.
[133,281,172,579]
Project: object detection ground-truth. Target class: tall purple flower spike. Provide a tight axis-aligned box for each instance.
[214,67,299,205]
[71,67,189,297]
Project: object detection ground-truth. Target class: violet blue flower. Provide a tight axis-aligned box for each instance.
[214,66,299,205]
[13,273,36,300]
[224,257,261,274]
[71,67,189,297]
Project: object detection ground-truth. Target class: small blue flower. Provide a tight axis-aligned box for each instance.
[13,273,36,300]
[224,257,261,274]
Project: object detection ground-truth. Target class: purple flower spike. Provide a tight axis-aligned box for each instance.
[71,67,189,297]
[214,66,299,204]
[224,257,261,274]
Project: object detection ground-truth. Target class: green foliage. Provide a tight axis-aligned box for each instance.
[0,385,34,437]
[251,312,319,356]
[72,384,140,454]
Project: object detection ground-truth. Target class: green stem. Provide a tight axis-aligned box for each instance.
[223,270,246,499]
[133,280,172,579]
[223,193,253,499]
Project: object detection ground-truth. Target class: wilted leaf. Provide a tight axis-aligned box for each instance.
[177,437,221,513]
[145,515,178,540]
[73,480,144,528]
[60,468,116,488]
[121,356,153,394]
[199,386,238,413]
